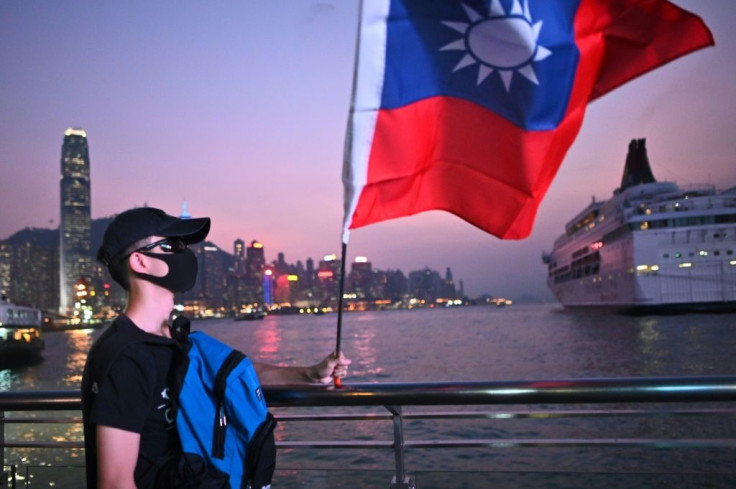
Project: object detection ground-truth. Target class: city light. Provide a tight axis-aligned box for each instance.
[636,265,659,274]
[64,127,87,137]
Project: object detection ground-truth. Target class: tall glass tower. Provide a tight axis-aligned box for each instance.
[59,128,91,315]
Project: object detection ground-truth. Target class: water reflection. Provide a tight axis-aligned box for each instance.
[62,329,95,386]
[349,313,382,379]
[252,317,283,364]
[0,364,42,391]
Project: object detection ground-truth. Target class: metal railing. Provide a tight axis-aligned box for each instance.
[2,376,736,488]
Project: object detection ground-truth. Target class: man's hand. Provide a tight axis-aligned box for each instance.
[308,352,351,384]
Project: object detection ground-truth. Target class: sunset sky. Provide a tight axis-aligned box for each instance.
[1,1,734,301]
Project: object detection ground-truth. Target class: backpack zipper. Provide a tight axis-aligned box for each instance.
[212,349,246,459]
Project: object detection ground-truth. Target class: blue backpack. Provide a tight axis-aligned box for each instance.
[170,317,277,489]
[84,316,277,489]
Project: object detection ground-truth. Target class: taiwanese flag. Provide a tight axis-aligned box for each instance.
[341,0,713,242]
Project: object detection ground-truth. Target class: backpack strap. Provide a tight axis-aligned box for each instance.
[167,315,194,416]
[212,349,246,459]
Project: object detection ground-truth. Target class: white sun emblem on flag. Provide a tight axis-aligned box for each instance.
[440,0,552,92]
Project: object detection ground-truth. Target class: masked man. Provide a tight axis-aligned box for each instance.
[82,207,350,489]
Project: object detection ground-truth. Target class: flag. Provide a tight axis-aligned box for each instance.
[341,0,713,242]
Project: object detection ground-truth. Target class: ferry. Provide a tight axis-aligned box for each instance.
[0,296,45,366]
[543,138,736,313]
[235,306,267,321]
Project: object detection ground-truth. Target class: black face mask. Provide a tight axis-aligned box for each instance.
[134,249,199,293]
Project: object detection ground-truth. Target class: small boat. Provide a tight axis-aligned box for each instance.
[0,296,45,366]
[235,307,267,321]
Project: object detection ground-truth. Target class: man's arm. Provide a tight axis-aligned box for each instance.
[96,425,140,489]
[254,352,351,385]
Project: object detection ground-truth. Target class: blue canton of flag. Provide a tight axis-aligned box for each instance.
[382,0,581,130]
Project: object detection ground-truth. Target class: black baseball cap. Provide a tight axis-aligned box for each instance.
[97,207,211,267]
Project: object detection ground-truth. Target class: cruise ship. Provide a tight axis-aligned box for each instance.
[543,139,736,313]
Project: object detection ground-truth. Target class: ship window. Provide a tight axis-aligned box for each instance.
[715,215,736,224]
[663,253,670,259]
[674,252,682,258]
[699,250,708,257]
[640,222,650,230]
[714,251,720,256]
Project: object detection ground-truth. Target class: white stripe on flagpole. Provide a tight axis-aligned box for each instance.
[341,0,391,244]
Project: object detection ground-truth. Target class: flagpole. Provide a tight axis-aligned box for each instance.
[334,240,348,388]
[333,0,364,388]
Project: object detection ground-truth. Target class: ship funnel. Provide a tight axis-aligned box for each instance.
[619,138,656,191]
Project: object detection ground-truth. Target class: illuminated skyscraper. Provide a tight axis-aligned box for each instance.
[246,240,265,278]
[350,256,374,298]
[234,239,245,276]
[59,128,92,314]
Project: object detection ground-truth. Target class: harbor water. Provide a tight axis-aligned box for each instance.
[2,304,736,487]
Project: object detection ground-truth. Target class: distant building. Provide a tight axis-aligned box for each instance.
[0,243,10,297]
[241,240,265,303]
[444,267,458,299]
[0,233,59,312]
[316,253,340,301]
[59,128,92,314]
[305,257,315,290]
[375,269,408,302]
[350,256,374,299]
[199,242,226,304]
[233,239,245,276]
[246,240,265,278]
[409,267,444,303]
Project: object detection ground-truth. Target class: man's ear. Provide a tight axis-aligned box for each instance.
[127,252,147,274]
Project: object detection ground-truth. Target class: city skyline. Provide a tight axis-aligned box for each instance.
[2,1,735,301]
[2,210,466,301]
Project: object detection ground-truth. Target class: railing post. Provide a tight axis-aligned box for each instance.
[386,405,415,489]
[1,408,4,487]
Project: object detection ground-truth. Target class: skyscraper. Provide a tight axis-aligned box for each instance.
[234,239,245,276]
[59,128,91,314]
